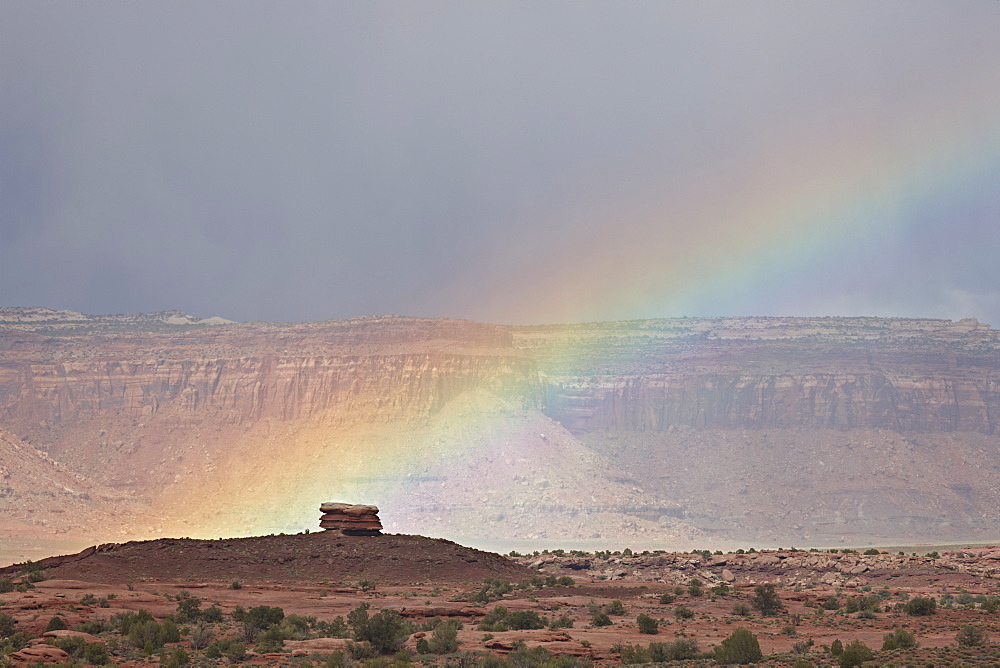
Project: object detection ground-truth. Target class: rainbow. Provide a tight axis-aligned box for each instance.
[460,68,1000,326]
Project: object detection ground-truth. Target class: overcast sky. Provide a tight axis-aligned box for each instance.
[2,1,999,325]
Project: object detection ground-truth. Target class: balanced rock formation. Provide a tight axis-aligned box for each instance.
[319,502,382,536]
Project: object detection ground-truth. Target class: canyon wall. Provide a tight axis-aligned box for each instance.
[518,317,1000,434]
[4,310,1000,549]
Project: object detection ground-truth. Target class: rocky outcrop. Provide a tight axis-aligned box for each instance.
[319,502,382,535]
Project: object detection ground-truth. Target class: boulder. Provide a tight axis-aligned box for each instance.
[319,502,382,535]
[8,646,71,665]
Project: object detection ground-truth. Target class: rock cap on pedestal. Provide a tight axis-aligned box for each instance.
[320,502,382,536]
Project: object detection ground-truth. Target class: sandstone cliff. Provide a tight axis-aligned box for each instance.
[2,310,1000,550]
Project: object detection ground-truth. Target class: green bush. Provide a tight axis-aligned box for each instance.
[845,595,879,614]
[83,642,110,665]
[821,596,841,610]
[0,579,14,594]
[636,614,658,635]
[617,643,650,664]
[505,610,545,630]
[732,602,751,616]
[234,604,285,629]
[606,600,626,615]
[830,639,843,656]
[45,616,68,632]
[255,625,286,653]
[163,647,189,667]
[658,592,675,605]
[129,619,166,651]
[714,628,762,665]
[190,623,214,650]
[428,621,460,654]
[204,638,247,661]
[751,584,784,616]
[956,624,988,647]
[674,605,694,621]
[905,597,937,616]
[53,635,87,659]
[882,628,917,651]
[350,606,411,654]
[590,611,612,627]
[837,640,874,667]
[478,606,510,632]
[648,638,699,662]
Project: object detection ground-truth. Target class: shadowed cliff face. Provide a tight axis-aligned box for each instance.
[3,311,1000,551]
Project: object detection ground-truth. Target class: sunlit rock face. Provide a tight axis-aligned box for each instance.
[2,310,1000,552]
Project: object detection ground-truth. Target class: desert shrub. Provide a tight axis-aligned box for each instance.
[351,607,410,654]
[905,597,937,616]
[636,614,658,635]
[255,625,286,653]
[617,643,650,664]
[163,647,189,667]
[0,579,14,594]
[751,584,784,616]
[658,592,675,605]
[161,619,180,643]
[235,604,285,630]
[45,616,68,632]
[129,619,167,651]
[77,619,111,635]
[732,602,751,616]
[822,596,841,610]
[836,640,874,667]
[674,605,694,621]
[606,600,626,615]
[174,597,202,623]
[324,650,350,668]
[415,637,431,654]
[205,638,248,662]
[114,609,155,636]
[428,620,460,654]
[590,611,612,627]
[229,580,242,590]
[830,639,843,656]
[956,624,988,647]
[508,641,553,668]
[473,578,513,603]
[712,583,731,596]
[479,606,510,632]
[882,628,917,651]
[791,639,814,654]
[548,613,574,630]
[863,548,880,555]
[53,635,87,659]
[845,595,879,614]
[648,638,700,662]
[84,642,111,665]
[505,611,545,631]
[189,623,214,650]
[687,578,704,597]
[346,640,378,660]
[714,628,762,665]
[358,579,376,591]
[80,593,98,606]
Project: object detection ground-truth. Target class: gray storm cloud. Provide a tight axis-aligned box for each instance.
[2,1,999,324]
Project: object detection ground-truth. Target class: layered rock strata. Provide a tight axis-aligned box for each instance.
[320,503,382,535]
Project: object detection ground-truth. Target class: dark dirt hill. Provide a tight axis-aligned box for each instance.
[2,532,531,585]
